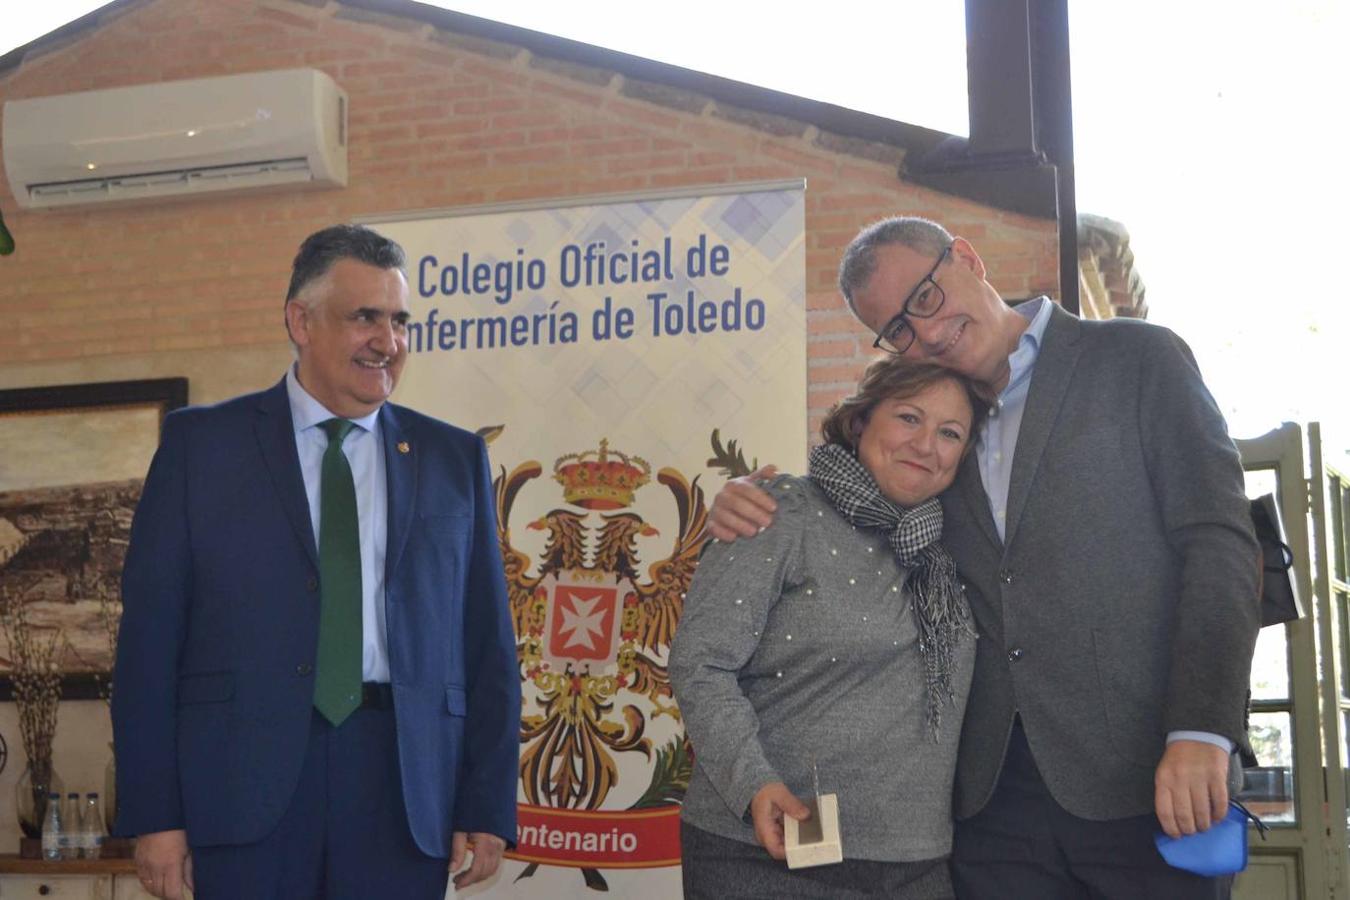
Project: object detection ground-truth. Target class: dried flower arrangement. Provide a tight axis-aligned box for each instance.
[0,587,64,836]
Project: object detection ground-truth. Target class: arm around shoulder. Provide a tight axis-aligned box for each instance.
[706,465,781,541]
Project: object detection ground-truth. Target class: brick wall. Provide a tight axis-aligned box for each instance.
[0,0,1058,437]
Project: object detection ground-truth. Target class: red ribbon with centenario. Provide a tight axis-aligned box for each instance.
[504,803,682,868]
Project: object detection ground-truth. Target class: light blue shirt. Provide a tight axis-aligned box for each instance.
[973,298,1230,753]
[286,366,390,683]
[976,297,1053,542]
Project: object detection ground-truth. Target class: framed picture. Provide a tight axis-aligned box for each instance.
[0,378,187,700]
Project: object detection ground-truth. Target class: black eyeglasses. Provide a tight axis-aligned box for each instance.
[871,244,952,355]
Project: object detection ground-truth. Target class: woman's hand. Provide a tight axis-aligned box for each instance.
[749,781,811,860]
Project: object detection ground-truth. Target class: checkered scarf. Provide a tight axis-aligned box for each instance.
[808,442,972,738]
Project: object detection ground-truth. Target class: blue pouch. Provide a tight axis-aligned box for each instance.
[1154,801,1268,876]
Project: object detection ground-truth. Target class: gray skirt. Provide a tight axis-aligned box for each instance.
[680,821,955,900]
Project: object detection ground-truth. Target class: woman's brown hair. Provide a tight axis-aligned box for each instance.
[819,358,989,453]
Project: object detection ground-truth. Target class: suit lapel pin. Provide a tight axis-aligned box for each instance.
[397,441,410,455]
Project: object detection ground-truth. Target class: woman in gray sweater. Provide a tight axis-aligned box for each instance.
[670,358,987,899]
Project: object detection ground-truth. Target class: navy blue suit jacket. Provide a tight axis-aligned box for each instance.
[112,379,519,855]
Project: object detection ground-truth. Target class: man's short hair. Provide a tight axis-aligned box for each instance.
[837,216,953,317]
[285,224,406,308]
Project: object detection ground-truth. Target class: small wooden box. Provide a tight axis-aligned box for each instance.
[784,793,843,869]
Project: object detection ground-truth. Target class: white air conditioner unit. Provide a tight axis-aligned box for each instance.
[3,68,348,210]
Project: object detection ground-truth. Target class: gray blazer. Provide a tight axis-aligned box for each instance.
[671,476,975,862]
[942,304,1260,820]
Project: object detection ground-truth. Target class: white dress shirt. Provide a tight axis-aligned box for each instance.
[285,366,390,682]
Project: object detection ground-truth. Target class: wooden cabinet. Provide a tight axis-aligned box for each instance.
[112,876,158,900]
[0,874,105,898]
[0,858,155,900]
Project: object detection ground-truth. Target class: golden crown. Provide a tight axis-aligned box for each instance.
[553,439,651,510]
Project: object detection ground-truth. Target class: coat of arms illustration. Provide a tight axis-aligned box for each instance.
[495,437,718,889]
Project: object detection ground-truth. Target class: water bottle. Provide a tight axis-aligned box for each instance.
[81,793,107,859]
[41,791,62,861]
[60,792,81,859]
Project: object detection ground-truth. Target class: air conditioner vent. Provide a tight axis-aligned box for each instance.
[3,69,348,209]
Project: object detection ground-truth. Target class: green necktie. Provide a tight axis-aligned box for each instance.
[314,418,362,726]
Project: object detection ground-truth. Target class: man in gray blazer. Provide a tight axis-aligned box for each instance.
[708,216,1259,898]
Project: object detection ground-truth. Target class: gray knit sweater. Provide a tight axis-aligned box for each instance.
[670,475,975,862]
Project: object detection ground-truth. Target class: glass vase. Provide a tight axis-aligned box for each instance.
[15,758,63,839]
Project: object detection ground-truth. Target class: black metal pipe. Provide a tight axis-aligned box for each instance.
[952,0,1078,313]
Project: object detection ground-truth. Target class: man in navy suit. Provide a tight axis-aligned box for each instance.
[113,225,519,900]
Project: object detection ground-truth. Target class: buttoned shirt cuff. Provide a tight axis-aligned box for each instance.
[1167,730,1234,754]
